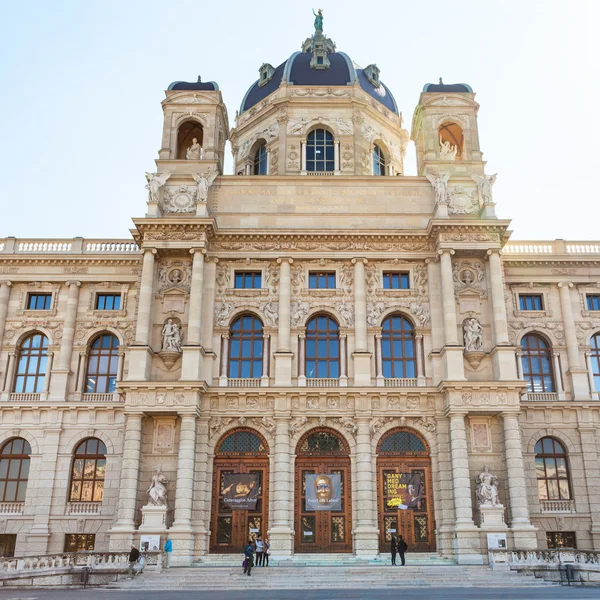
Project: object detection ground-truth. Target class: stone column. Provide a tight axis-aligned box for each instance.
[334,141,340,172]
[42,351,53,396]
[274,258,293,386]
[181,248,206,380]
[1,352,16,396]
[219,334,229,386]
[585,352,599,399]
[415,334,426,385]
[516,349,524,380]
[339,333,348,386]
[301,142,306,171]
[375,333,384,386]
[297,333,306,386]
[261,334,270,386]
[192,417,211,556]
[558,282,589,398]
[354,416,379,557]
[200,258,218,383]
[501,412,537,547]
[352,258,371,385]
[0,281,12,355]
[50,281,80,400]
[553,351,566,399]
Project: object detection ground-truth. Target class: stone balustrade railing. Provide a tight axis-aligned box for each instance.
[0,238,139,255]
[503,240,600,255]
[539,499,575,513]
[0,501,24,515]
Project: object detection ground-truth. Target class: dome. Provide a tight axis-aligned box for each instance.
[168,78,219,91]
[423,81,472,93]
[240,42,398,115]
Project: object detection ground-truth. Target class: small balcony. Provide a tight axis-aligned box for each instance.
[65,502,102,516]
[8,393,41,403]
[383,378,418,388]
[540,499,575,513]
[306,378,339,388]
[0,502,24,515]
[226,378,262,388]
[523,392,559,402]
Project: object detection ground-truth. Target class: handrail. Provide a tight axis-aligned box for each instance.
[0,238,139,255]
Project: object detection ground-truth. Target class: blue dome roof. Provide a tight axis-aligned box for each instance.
[168,80,219,91]
[240,49,398,115]
[423,82,472,93]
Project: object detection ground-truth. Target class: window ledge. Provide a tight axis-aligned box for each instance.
[304,288,343,296]
[227,288,269,297]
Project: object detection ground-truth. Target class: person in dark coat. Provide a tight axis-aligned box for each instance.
[243,540,255,576]
[397,535,408,566]
[128,545,140,578]
[390,534,397,566]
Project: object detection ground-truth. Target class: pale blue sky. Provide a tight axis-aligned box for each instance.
[0,0,598,241]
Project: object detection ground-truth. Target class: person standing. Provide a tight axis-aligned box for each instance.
[163,535,173,568]
[263,536,270,567]
[390,534,397,566]
[397,535,408,566]
[255,535,264,567]
[128,545,140,578]
[243,540,255,576]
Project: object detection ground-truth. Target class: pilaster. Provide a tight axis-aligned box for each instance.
[352,258,372,385]
[274,258,294,386]
[181,248,206,380]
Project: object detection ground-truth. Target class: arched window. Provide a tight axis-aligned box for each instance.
[69,438,106,503]
[306,315,339,378]
[381,315,415,379]
[253,142,267,175]
[217,430,267,455]
[229,315,263,379]
[521,334,555,393]
[14,333,49,393]
[373,144,386,176]
[0,438,31,503]
[306,129,334,172]
[590,333,600,392]
[176,121,203,159]
[85,334,120,393]
[297,429,349,455]
[535,437,571,501]
[378,430,427,454]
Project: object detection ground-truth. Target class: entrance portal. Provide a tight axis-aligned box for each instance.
[377,428,435,553]
[210,429,269,554]
[295,428,352,553]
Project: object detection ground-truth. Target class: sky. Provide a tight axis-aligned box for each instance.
[0,0,598,241]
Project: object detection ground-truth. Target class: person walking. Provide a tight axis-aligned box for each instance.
[397,535,408,566]
[128,545,140,578]
[390,534,397,566]
[163,535,173,568]
[243,540,255,576]
[263,536,270,567]
[255,535,264,567]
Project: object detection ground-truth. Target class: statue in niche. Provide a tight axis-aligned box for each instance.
[472,173,498,205]
[161,319,182,353]
[192,168,219,202]
[313,8,323,33]
[439,136,457,161]
[186,137,202,160]
[463,318,483,352]
[475,466,499,507]
[147,467,168,507]
[425,171,450,205]
[144,172,171,204]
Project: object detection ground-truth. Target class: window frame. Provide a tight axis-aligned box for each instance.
[308,271,336,290]
[234,271,262,290]
[253,142,268,175]
[546,531,576,549]
[382,272,410,290]
[519,294,544,311]
[535,437,572,502]
[0,438,31,503]
[68,438,107,503]
[586,295,600,311]
[520,333,555,393]
[305,314,340,379]
[13,332,49,394]
[95,293,121,311]
[306,128,335,173]
[228,314,264,379]
[373,144,386,176]
[85,333,120,394]
[590,333,600,393]
[381,314,416,379]
[64,533,96,552]
[26,293,52,310]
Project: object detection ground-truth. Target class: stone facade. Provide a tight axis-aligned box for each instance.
[1,28,600,566]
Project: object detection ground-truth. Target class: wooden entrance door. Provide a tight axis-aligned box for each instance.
[377,429,436,553]
[294,428,352,554]
[209,429,269,554]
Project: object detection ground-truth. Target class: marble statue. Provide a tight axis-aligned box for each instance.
[313,8,323,32]
[425,171,450,205]
[439,137,457,161]
[161,319,182,353]
[146,467,168,507]
[476,466,499,506]
[186,137,202,160]
[463,318,483,352]
[145,172,171,204]
[192,168,218,202]
[472,173,498,205]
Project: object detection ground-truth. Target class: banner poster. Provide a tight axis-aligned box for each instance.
[386,472,422,510]
[305,473,342,511]
[221,473,259,510]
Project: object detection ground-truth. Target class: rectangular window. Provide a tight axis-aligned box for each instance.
[546,531,576,549]
[383,272,410,290]
[0,534,17,558]
[234,271,262,289]
[519,294,543,311]
[26,293,52,310]
[587,295,600,311]
[309,272,336,289]
[95,294,121,310]
[64,533,96,553]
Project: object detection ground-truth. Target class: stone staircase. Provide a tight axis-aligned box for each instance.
[109,563,558,590]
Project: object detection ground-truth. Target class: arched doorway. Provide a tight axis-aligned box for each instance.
[294,428,352,553]
[210,428,269,554]
[377,428,435,553]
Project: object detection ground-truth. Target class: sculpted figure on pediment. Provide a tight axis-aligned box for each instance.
[472,173,497,205]
[145,172,170,204]
[425,171,450,205]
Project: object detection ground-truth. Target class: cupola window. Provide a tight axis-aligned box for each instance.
[258,63,275,87]
[364,64,380,87]
[306,129,334,172]
[253,142,268,175]
[373,144,386,176]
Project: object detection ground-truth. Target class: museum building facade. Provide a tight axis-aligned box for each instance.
[1,23,600,566]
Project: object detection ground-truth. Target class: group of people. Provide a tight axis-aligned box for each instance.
[390,534,408,566]
[242,535,271,576]
[127,535,173,578]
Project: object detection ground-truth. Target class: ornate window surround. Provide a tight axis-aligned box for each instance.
[577,284,600,318]
[377,264,414,294]
[226,264,269,297]
[511,284,553,318]
[88,283,129,318]
[17,283,60,318]
[303,264,343,297]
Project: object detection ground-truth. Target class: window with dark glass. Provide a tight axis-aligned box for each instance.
[381,315,416,378]
[27,293,52,310]
[95,294,121,310]
[309,272,336,289]
[587,295,600,311]
[306,129,334,172]
[64,534,96,552]
[519,294,543,311]
[0,438,31,503]
[306,315,339,378]
[521,333,555,393]
[85,334,120,393]
[535,437,571,501]
[234,271,262,289]
[69,438,106,502]
[383,272,410,290]
[13,333,49,393]
[253,143,267,175]
[228,315,263,378]
[590,333,600,392]
[0,535,16,558]
[546,531,576,549]
[373,144,386,176]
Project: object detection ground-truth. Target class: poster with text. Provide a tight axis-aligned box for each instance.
[305,473,342,511]
[221,473,259,510]
[386,472,422,510]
